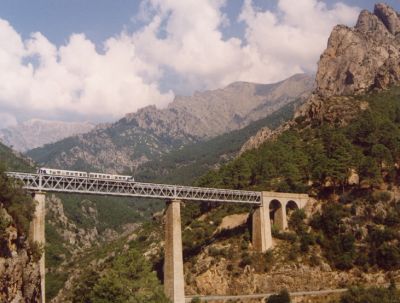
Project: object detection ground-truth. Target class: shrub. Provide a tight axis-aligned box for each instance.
[29,241,43,263]
[267,289,291,303]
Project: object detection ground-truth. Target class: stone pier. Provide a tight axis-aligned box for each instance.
[30,192,46,303]
[252,196,272,252]
[252,192,309,252]
[164,200,185,303]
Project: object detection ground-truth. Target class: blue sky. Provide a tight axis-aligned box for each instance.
[1,1,398,47]
[0,0,398,127]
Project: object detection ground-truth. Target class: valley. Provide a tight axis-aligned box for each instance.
[1,2,400,303]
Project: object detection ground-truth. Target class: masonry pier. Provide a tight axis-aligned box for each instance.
[252,196,272,252]
[164,200,185,303]
[30,192,46,303]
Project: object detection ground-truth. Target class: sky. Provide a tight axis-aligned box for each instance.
[0,0,399,128]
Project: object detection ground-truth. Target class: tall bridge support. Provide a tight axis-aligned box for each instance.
[30,192,46,303]
[252,196,272,252]
[164,200,185,303]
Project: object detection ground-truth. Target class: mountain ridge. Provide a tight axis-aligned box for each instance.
[27,74,313,174]
[0,119,95,152]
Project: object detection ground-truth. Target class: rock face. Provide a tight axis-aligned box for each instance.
[0,119,95,152]
[316,3,400,98]
[240,3,400,153]
[27,74,313,174]
[0,207,41,302]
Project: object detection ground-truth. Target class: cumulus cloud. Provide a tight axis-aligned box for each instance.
[0,20,173,123]
[0,0,360,125]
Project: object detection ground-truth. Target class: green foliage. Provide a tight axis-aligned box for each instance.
[71,248,170,303]
[0,167,35,246]
[311,203,356,269]
[267,289,291,303]
[0,142,34,172]
[197,87,400,193]
[340,286,400,303]
[46,272,68,300]
[57,193,160,232]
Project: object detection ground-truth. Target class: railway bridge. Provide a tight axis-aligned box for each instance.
[6,171,309,303]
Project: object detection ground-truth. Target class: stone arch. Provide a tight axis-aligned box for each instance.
[286,200,299,214]
[286,200,300,228]
[269,199,285,230]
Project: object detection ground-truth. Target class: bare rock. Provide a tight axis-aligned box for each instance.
[0,207,41,302]
[316,3,400,98]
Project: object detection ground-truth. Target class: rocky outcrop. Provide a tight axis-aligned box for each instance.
[0,207,41,302]
[0,119,95,152]
[240,3,400,153]
[316,3,400,98]
[27,74,313,174]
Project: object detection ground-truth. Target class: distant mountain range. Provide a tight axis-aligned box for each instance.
[26,74,313,173]
[0,119,95,152]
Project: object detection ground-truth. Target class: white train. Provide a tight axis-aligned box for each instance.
[37,167,134,181]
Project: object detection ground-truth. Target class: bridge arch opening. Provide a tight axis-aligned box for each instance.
[269,199,284,230]
[286,200,299,214]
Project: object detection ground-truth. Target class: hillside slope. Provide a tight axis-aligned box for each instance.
[26,74,313,174]
[135,99,300,185]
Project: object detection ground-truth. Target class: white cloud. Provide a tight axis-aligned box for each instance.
[132,0,359,90]
[0,20,173,122]
[0,0,360,125]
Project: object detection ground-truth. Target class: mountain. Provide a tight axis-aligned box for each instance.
[0,119,95,152]
[241,2,400,153]
[27,74,313,174]
[135,99,301,185]
[43,3,400,302]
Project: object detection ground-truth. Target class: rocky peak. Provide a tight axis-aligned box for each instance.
[374,3,400,35]
[315,3,400,98]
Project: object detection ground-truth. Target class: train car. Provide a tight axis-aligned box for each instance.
[89,172,134,181]
[37,168,88,177]
[37,167,134,181]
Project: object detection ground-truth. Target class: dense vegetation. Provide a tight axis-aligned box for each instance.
[197,88,400,192]
[135,100,299,185]
[0,142,34,172]
[71,247,169,303]
[194,87,400,273]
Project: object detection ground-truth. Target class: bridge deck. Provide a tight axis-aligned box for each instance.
[6,172,261,204]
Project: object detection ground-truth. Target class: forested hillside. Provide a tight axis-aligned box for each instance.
[0,142,34,172]
[197,87,400,193]
[136,99,299,185]
[184,86,400,291]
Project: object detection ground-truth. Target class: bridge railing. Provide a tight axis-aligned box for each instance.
[6,172,261,204]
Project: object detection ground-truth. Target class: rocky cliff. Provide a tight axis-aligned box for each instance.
[0,206,41,302]
[241,3,400,153]
[316,3,400,98]
[27,74,313,174]
[0,119,95,152]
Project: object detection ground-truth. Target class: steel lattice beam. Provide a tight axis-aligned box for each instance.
[5,172,261,204]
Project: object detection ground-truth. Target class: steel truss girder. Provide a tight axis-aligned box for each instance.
[6,172,261,204]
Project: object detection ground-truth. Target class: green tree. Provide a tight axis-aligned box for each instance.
[72,249,170,303]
